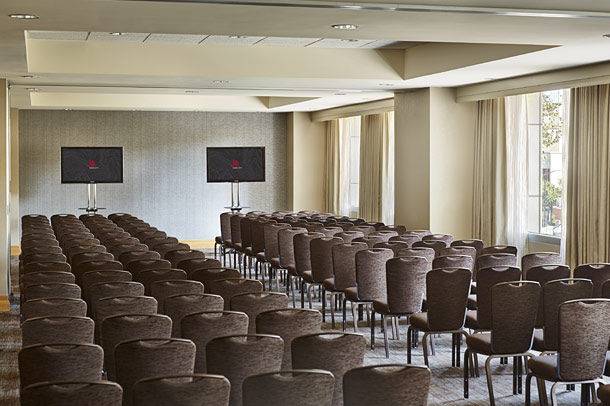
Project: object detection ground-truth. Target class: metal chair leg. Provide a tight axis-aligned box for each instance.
[464,348,470,398]
[407,326,412,363]
[351,302,358,332]
[550,382,559,406]
[330,293,336,328]
[382,314,389,358]
[422,332,430,366]
[342,298,347,331]
[485,356,496,406]
[370,310,375,349]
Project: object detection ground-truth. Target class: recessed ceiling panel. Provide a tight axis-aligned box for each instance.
[255,37,320,47]
[88,32,149,42]
[307,38,376,48]
[201,35,265,46]
[27,30,88,41]
[145,33,208,44]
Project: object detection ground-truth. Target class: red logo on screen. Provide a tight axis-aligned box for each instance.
[87,159,99,170]
[231,159,242,170]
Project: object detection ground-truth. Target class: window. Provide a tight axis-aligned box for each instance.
[338,116,361,217]
[526,90,569,237]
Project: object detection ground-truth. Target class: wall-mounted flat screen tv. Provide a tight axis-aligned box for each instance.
[206,147,265,183]
[61,147,124,184]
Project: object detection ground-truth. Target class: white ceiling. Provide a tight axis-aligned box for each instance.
[2,0,610,111]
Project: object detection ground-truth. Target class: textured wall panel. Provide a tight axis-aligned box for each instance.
[19,110,288,239]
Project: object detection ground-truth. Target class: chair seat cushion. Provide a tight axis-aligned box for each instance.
[465,310,479,330]
[245,247,254,255]
[344,286,359,301]
[256,252,266,262]
[323,277,335,290]
[467,294,477,310]
[466,333,492,355]
[233,242,243,251]
[372,300,389,314]
[410,312,429,331]
[528,355,558,381]
[270,257,281,269]
[532,329,545,351]
[302,270,314,283]
[215,236,222,244]
[598,384,610,405]
[286,265,297,276]
[605,352,610,376]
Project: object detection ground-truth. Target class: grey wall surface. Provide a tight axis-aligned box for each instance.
[19,110,287,239]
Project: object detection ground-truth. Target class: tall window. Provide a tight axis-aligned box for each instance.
[526,90,569,237]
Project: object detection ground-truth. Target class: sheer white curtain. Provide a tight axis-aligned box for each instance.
[504,95,529,255]
[559,90,570,261]
[338,116,358,216]
[381,111,395,225]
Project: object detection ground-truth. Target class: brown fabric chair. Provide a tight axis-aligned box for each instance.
[372,256,428,357]
[526,266,572,328]
[412,240,447,256]
[345,248,394,332]
[396,247,435,270]
[115,338,196,406]
[23,283,81,301]
[521,252,562,277]
[61,238,102,251]
[94,295,158,327]
[432,255,474,271]
[309,237,344,321]
[19,343,103,389]
[206,334,284,406]
[109,243,150,259]
[256,308,322,369]
[261,222,291,290]
[74,261,124,283]
[389,234,421,247]
[331,242,368,330]
[126,259,171,276]
[66,245,107,262]
[526,299,610,406]
[292,332,365,406]
[118,250,161,266]
[21,316,94,346]
[574,263,610,297]
[243,370,334,406]
[20,245,63,258]
[72,252,115,269]
[409,268,471,366]
[293,232,324,308]
[88,281,146,317]
[181,311,249,372]
[277,227,307,304]
[22,261,71,274]
[230,292,289,333]
[177,258,222,275]
[474,253,518,280]
[451,239,484,253]
[165,250,206,268]
[189,268,241,289]
[164,293,224,336]
[143,236,179,250]
[422,233,454,245]
[134,269,188,294]
[532,278,593,352]
[22,298,87,321]
[336,230,365,243]
[207,279,263,310]
[21,381,123,406]
[101,314,172,380]
[351,225,375,236]
[150,280,205,312]
[80,271,133,302]
[21,271,75,289]
[133,374,230,406]
[464,281,541,405]
[352,235,387,248]
[21,253,67,266]
[343,364,431,406]
[480,245,518,257]
[373,241,411,256]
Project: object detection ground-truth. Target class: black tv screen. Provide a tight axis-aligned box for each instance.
[207,147,265,183]
[61,147,124,184]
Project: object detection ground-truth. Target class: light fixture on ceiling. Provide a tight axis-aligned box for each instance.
[8,13,38,20]
[334,92,347,96]
[211,80,229,85]
[228,35,247,39]
[20,74,36,79]
[109,32,123,36]
[332,24,358,30]
[378,83,393,86]
[26,87,39,92]
[185,90,200,94]
[603,34,610,38]
[340,39,359,43]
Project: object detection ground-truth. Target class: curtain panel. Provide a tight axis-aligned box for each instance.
[323,119,341,214]
[359,113,386,222]
[566,84,610,267]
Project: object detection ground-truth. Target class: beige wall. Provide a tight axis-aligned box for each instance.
[10,109,18,246]
[287,112,326,212]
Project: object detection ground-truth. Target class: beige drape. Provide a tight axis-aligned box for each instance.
[566,85,610,268]
[323,119,340,214]
[472,98,507,246]
[359,113,387,222]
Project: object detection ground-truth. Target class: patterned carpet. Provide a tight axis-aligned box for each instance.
[0,255,587,405]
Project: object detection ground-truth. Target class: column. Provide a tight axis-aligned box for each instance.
[0,79,10,311]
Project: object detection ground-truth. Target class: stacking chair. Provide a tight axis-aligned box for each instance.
[373,241,410,256]
[451,239,484,254]
[150,280,204,312]
[218,212,234,262]
[262,222,291,290]
[256,308,322,369]
[309,237,343,320]
[521,252,562,277]
[277,227,307,304]
[134,269,187,294]
[164,293,224,336]
[133,374,230,406]
[88,281,146,317]
[21,253,67,266]
[574,263,610,296]
[526,299,610,406]
[20,245,63,257]
[19,343,104,389]
[293,232,324,308]
[21,271,75,289]
[230,292,289,333]
[165,249,206,268]
[94,295,158,339]
[144,236,179,250]
[343,364,431,406]
[181,311,249,372]
[21,316,94,346]
[177,258,222,276]
[228,214,246,270]
[66,245,107,263]
[372,256,428,357]
[438,246,478,263]
[432,255,474,272]
[72,253,116,269]
[464,281,541,405]
[22,298,87,321]
[336,230,364,243]
[206,334,284,406]
[480,245,518,256]
[331,242,368,330]
[397,247,435,269]
[101,314,173,380]
[189,268,241,289]
[353,235,387,248]
[126,259,171,275]
[207,279,263,310]
[23,283,81,301]
[118,250,161,266]
[22,261,71,275]
[422,233,454,245]
[248,218,268,277]
[21,381,123,406]
[74,261,124,284]
[319,227,343,237]
[389,234,421,247]
[115,338,196,406]
[109,243,149,259]
[292,332,365,406]
[80,271,133,300]
[474,253,518,280]
[525,266,572,329]
[351,225,375,236]
[243,370,334,406]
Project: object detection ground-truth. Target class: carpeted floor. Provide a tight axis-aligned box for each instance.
[0,255,587,405]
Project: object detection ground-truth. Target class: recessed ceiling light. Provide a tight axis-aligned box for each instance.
[603,34,610,38]
[20,74,36,79]
[332,24,358,30]
[211,80,229,85]
[378,83,393,86]
[109,32,123,36]
[8,13,38,20]
[185,90,200,94]
[228,35,247,39]
[26,87,39,92]
[334,92,347,96]
[340,39,359,43]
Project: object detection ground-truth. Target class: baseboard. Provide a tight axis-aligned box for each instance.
[0,295,9,312]
[180,240,215,249]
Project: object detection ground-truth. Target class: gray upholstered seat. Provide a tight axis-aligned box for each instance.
[164,293,224,336]
[22,298,87,321]
[134,269,187,294]
[165,249,206,268]
[150,280,204,312]
[21,381,123,406]
[230,292,289,333]
[22,316,94,347]
[23,283,81,301]
[243,370,334,406]
[207,279,263,310]
[133,374,230,406]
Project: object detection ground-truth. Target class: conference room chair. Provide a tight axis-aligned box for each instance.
[292,332,365,406]
[133,374,230,406]
[388,233,421,247]
[19,343,104,389]
[21,316,95,346]
[451,239,485,254]
[21,238,60,251]
[521,252,563,276]
[531,278,593,352]
[480,245,518,256]
[21,381,123,406]
[72,253,116,270]
[309,236,343,320]
[73,260,124,285]
[126,259,171,275]
[155,242,191,259]
[218,212,234,260]
[20,253,67,266]
[466,266,521,329]
[248,218,268,277]
[372,256,427,357]
[177,257,222,276]
[344,248,394,333]
[524,265,573,328]
[118,250,161,266]
[115,338,196,406]
[335,221,355,231]
[474,253,518,280]
[108,243,150,259]
[438,246,478,263]
[255,308,321,369]
[343,364,431,406]
[19,246,63,258]
[143,236,179,250]
[206,334,284,406]
[422,233,454,245]
[329,242,367,331]
[21,271,75,289]
[207,278,264,310]
[87,281,146,317]
[353,235,388,248]
[464,281,540,405]
[189,268,242,289]
[181,311,249,372]
[228,214,246,269]
[133,228,167,241]
[379,225,408,234]
[432,255,474,272]
[99,233,134,245]
[277,227,307,304]
[165,249,206,269]
[61,238,102,250]
[230,292,289,333]
[23,282,81,302]
[239,217,256,272]
[525,299,610,406]
[293,232,325,308]
[412,240,448,256]
[396,247,435,270]
[350,225,375,236]
[373,241,410,256]
[66,244,107,262]
[574,263,610,297]
[80,270,133,300]
[163,293,224,337]
[243,370,334,406]
[408,268,471,367]
[150,280,205,312]
[108,212,134,222]
[335,230,364,243]
[131,268,186,292]
[261,222,291,291]
[405,230,432,238]
[318,227,343,237]
[21,297,87,322]
[94,295,158,338]
[101,314,173,380]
